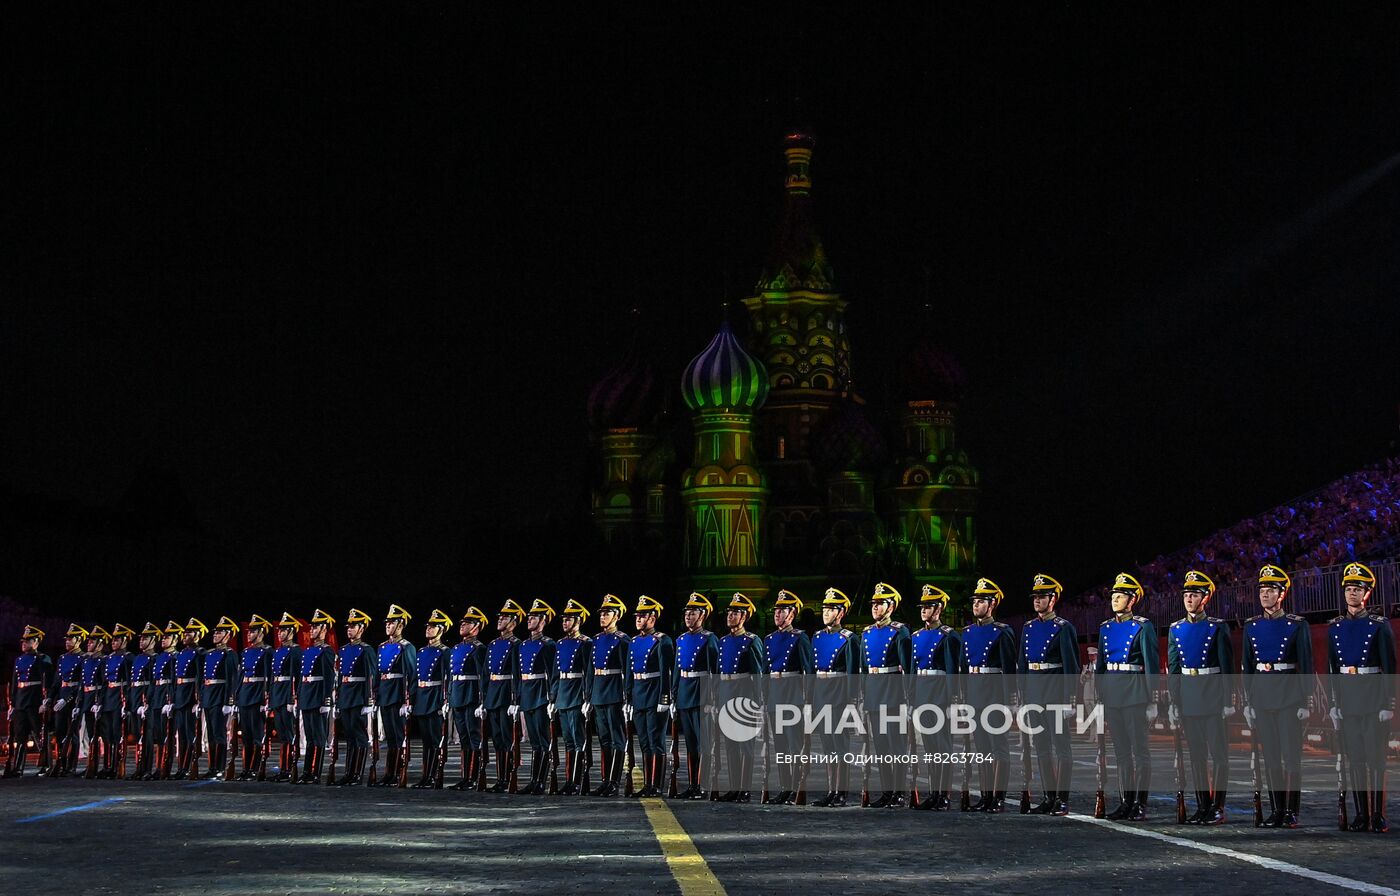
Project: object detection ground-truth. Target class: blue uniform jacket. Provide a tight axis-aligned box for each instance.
[515,636,557,711]
[377,639,417,706]
[551,635,593,710]
[673,630,719,709]
[629,632,674,708]
[591,630,632,706]
[447,639,487,708]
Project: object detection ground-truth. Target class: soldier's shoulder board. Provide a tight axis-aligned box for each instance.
[839,628,853,638]
[1245,614,1262,624]
[1285,613,1304,622]
[1329,614,1347,626]
[1208,617,1225,626]
[891,621,908,630]
[1370,614,1386,623]
[1052,616,1067,626]
[1100,618,1114,628]
[993,621,1012,631]
[1132,615,1150,624]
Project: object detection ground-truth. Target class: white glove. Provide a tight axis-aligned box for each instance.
[319,705,330,715]
[546,702,556,719]
[1222,705,1236,718]
[286,704,295,713]
[137,705,148,718]
[41,700,51,712]
[399,704,411,718]
[440,704,450,719]
[622,703,634,722]
[223,704,236,716]
[5,707,10,720]
[91,703,102,715]
[1296,707,1311,721]
[361,706,375,716]
[1381,710,1394,723]
[658,702,673,716]
[581,701,592,718]
[161,704,172,717]
[1243,705,1257,724]
[194,704,204,717]
[507,704,520,719]
[54,698,67,712]
[331,707,339,718]
[1167,705,1181,729]
[473,705,485,719]
[1058,705,1075,718]
[1145,703,1158,723]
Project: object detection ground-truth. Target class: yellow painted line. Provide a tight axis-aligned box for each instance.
[640,797,727,896]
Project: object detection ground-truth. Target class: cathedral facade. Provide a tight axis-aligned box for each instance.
[587,130,979,619]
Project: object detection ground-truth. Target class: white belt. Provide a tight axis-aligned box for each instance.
[917,669,948,676]
[273,676,293,682]
[720,673,752,680]
[490,674,512,681]
[1339,666,1382,675]
[867,666,901,674]
[418,680,442,687]
[966,666,1002,674]
[107,681,127,687]
[816,671,847,678]
[520,673,547,681]
[450,675,479,681]
[594,668,622,676]
[558,672,585,679]
[302,676,324,682]
[1254,663,1295,672]
[243,676,266,683]
[681,670,710,678]
[1105,663,1143,672]
[381,673,404,680]
[176,678,197,684]
[634,671,661,680]
[341,676,367,682]
[131,682,147,687]
[769,671,799,678]
[1026,662,1062,671]
[83,685,101,692]
[1180,667,1220,676]
[203,679,226,685]
[16,681,41,687]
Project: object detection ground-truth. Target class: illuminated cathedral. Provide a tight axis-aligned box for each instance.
[587,130,979,618]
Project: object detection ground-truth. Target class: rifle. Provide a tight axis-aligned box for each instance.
[433,706,449,789]
[325,699,338,786]
[1019,727,1033,814]
[161,703,175,779]
[960,731,972,811]
[1093,727,1107,819]
[476,709,488,791]
[667,713,679,798]
[548,714,560,795]
[367,705,380,787]
[1,690,10,772]
[509,709,521,793]
[37,698,50,774]
[624,718,636,797]
[83,703,98,779]
[1172,712,1187,824]
[118,689,129,780]
[1249,713,1264,826]
[258,702,273,782]
[398,676,411,788]
[580,710,592,796]
[225,706,238,781]
[1333,714,1348,831]
[190,700,205,779]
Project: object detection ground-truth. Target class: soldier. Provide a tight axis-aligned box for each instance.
[96,624,135,779]
[1019,575,1080,816]
[149,621,181,779]
[1242,564,1313,828]
[716,592,765,802]
[672,593,719,801]
[765,589,814,805]
[198,617,241,780]
[376,604,417,788]
[1327,562,1396,833]
[334,608,378,786]
[125,623,161,780]
[862,582,912,808]
[170,618,207,780]
[484,600,524,793]
[4,625,52,778]
[516,599,559,795]
[295,609,337,785]
[628,595,674,798]
[447,607,488,791]
[235,614,274,780]
[912,585,960,810]
[1167,570,1234,825]
[960,579,1018,812]
[79,626,111,777]
[552,599,594,795]
[269,612,303,783]
[1096,573,1160,821]
[811,589,861,808]
[409,609,452,788]
[590,594,632,797]
[50,624,87,777]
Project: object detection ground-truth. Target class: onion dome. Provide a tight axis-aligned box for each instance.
[898,335,968,403]
[755,128,835,292]
[587,339,663,430]
[810,400,889,472]
[681,320,769,412]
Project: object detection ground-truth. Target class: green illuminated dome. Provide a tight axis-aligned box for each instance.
[681,321,769,412]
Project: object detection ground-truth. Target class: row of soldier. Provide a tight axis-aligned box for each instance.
[4,562,1394,831]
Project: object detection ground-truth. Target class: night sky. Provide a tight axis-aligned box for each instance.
[7,7,1400,609]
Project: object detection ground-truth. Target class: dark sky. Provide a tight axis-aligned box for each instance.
[6,7,1400,602]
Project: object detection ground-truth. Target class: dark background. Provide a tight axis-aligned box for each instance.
[5,6,1399,623]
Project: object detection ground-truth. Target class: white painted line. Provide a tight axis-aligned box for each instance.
[1065,815,1400,896]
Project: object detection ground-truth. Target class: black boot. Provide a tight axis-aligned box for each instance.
[593,750,615,796]
[1186,791,1210,824]
[1349,791,1370,831]
[1106,794,1133,820]
[1281,790,1300,829]
[1029,793,1056,814]
[1050,791,1070,816]
[1202,790,1226,825]
[1371,792,1389,833]
[1127,790,1148,821]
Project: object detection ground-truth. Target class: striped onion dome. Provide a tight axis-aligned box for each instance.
[586,340,663,431]
[681,320,769,412]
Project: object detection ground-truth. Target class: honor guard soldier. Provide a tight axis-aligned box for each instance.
[269,613,303,782]
[200,617,241,780]
[1327,562,1396,832]
[811,589,861,807]
[235,615,274,780]
[516,599,559,795]
[149,622,181,779]
[960,579,1017,812]
[911,585,960,810]
[409,609,452,788]
[1167,571,1234,825]
[1242,564,1313,828]
[863,583,912,808]
[125,623,160,780]
[1096,573,1160,821]
[448,607,488,791]
[96,624,134,778]
[296,609,337,784]
[591,594,632,797]
[334,608,378,786]
[51,624,87,777]
[170,618,206,779]
[716,592,766,802]
[552,599,594,795]
[484,600,524,793]
[80,626,111,777]
[4,625,52,778]
[765,590,814,805]
[629,595,674,798]
[672,593,718,800]
[1019,575,1080,816]
[376,604,417,788]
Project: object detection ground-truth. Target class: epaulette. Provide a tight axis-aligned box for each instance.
[1371,614,1386,623]
[1286,613,1304,622]
[1245,615,1262,624]
[1208,617,1224,625]
[891,621,907,630]
[1133,615,1150,624]
[1329,615,1346,625]
[1052,617,1067,626]
[745,632,757,640]
[839,628,853,638]
[1100,618,1115,628]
